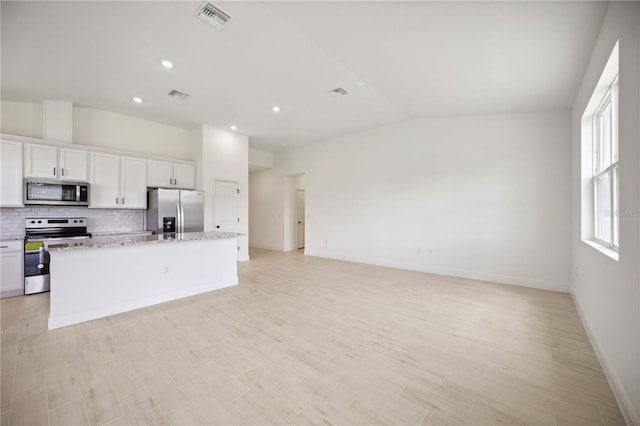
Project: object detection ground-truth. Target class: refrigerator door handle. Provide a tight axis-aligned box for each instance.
[180,202,185,233]
[176,202,181,233]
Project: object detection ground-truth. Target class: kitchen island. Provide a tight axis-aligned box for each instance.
[46,231,240,329]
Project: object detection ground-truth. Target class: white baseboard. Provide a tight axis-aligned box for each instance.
[249,243,284,251]
[303,250,571,293]
[1,289,25,299]
[572,293,638,426]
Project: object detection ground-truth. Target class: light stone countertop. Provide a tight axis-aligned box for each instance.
[46,231,241,252]
[91,230,154,237]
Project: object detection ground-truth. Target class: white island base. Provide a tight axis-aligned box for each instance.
[48,234,238,330]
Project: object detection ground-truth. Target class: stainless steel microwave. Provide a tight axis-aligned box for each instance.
[24,179,89,206]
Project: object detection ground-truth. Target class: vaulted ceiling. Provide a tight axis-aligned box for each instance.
[1,1,607,151]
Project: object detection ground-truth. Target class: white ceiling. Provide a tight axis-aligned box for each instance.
[1,1,607,152]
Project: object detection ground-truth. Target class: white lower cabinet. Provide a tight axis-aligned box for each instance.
[1,240,24,298]
[90,153,147,209]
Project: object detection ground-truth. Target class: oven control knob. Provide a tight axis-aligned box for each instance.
[37,263,44,269]
[73,220,77,223]
[30,220,35,223]
[37,220,42,223]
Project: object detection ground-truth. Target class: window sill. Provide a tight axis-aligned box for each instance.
[582,239,619,261]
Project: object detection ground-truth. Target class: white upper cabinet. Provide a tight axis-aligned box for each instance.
[24,144,88,181]
[0,140,24,207]
[58,148,89,181]
[8,140,193,204]
[173,163,196,189]
[147,160,173,188]
[90,152,120,208]
[24,144,57,179]
[148,160,195,189]
[90,153,147,209]
[120,156,147,209]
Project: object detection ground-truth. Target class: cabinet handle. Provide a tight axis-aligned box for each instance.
[174,178,177,186]
[116,197,119,205]
[53,167,56,176]
[62,168,65,176]
[122,197,125,205]
[0,245,8,249]
[170,178,173,185]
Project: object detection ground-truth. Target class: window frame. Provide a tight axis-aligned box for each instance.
[592,76,619,251]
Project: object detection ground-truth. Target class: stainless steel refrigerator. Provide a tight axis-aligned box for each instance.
[147,188,204,234]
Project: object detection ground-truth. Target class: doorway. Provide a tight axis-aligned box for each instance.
[297,190,305,249]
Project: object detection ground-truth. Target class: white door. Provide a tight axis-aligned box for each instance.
[297,190,305,249]
[215,181,239,233]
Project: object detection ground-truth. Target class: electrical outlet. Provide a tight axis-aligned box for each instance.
[163,266,169,274]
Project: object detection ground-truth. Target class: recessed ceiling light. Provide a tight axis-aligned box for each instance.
[161,60,173,69]
[230,125,238,131]
[132,97,143,103]
[272,106,280,113]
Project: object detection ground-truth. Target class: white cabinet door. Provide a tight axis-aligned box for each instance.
[24,144,57,178]
[173,163,195,189]
[121,156,147,209]
[1,241,24,298]
[59,148,88,181]
[0,140,23,207]
[90,152,120,208]
[148,160,174,188]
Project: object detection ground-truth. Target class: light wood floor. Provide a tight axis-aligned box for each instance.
[1,248,625,426]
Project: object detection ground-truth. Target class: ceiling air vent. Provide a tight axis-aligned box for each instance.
[195,2,231,30]
[168,90,190,100]
[328,87,349,97]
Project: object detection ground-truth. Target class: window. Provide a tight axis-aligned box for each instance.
[593,76,619,250]
[581,40,619,259]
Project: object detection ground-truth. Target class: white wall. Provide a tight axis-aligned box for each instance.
[255,112,573,292]
[249,169,285,250]
[192,125,249,261]
[73,106,191,160]
[571,2,640,425]
[249,148,274,171]
[0,100,43,138]
[0,101,192,160]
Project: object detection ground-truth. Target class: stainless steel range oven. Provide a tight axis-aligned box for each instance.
[24,218,92,295]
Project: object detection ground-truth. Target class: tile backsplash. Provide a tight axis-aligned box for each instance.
[0,207,144,237]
